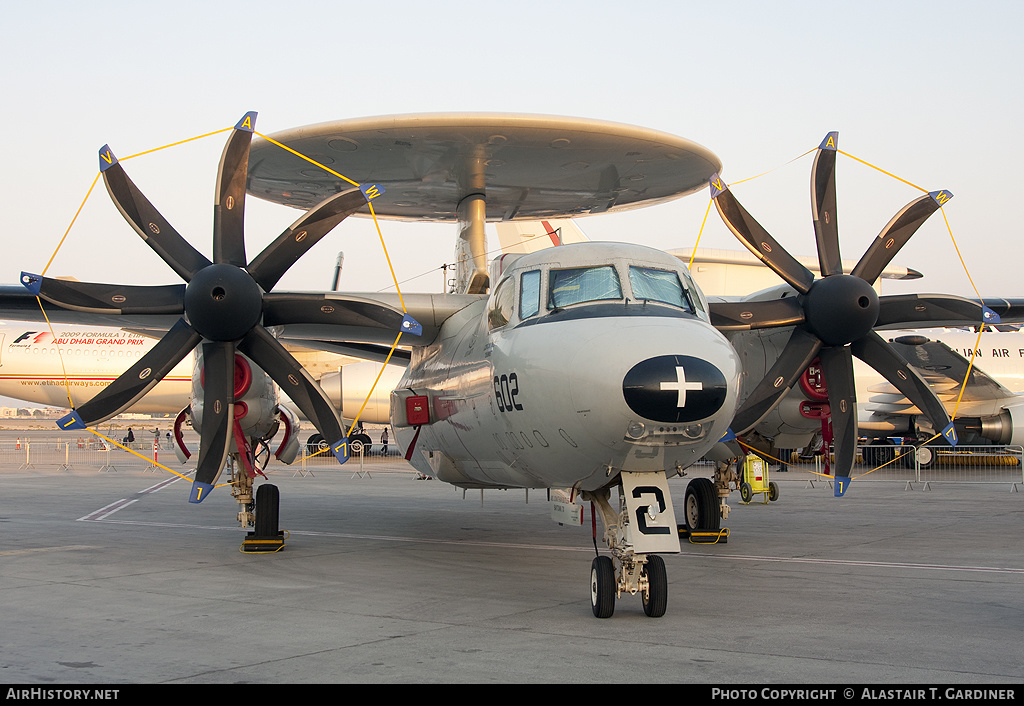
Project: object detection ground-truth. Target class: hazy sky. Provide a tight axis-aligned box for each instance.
[1,0,1020,306]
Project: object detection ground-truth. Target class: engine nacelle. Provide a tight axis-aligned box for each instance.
[969,400,1024,447]
[318,362,406,425]
[190,350,279,445]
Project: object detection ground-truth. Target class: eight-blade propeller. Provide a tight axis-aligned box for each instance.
[709,132,979,491]
[22,112,412,502]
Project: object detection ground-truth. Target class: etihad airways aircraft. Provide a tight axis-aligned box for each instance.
[0,325,189,411]
[3,113,1021,620]
[0,322,402,452]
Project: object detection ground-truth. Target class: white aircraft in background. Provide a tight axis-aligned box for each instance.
[0,325,190,411]
[0,321,403,456]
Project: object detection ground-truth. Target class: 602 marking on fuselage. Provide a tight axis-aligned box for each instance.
[493,372,524,412]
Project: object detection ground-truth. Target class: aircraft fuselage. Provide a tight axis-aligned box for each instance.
[392,243,741,491]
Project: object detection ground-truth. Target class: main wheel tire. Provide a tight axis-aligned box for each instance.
[916,445,935,469]
[641,555,668,618]
[591,556,615,618]
[350,433,372,456]
[863,438,895,468]
[740,482,753,503]
[306,433,327,456]
[684,478,720,530]
[254,483,280,537]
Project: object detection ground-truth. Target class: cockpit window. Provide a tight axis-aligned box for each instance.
[628,266,693,312]
[549,266,622,308]
[520,269,541,319]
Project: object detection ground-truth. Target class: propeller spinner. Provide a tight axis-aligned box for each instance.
[24,112,402,501]
[709,132,965,491]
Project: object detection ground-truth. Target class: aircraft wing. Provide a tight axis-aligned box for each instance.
[884,336,1015,403]
[860,333,1022,427]
[0,285,480,350]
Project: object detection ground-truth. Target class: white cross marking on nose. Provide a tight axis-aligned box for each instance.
[661,365,702,408]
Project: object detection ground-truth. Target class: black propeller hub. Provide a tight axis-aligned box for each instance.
[183,264,263,341]
[803,274,879,346]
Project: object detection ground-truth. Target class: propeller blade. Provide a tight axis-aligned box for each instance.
[818,345,858,482]
[976,297,1024,323]
[56,318,200,429]
[710,175,816,294]
[876,294,999,328]
[212,112,257,267]
[22,274,184,315]
[811,132,842,276]
[99,146,212,281]
[191,340,235,502]
[708,297,805,331]
[261,292,406,331]
[247,188,369,292]
[851,191,950,285]
[732,328,823,434]
[236,326,346,459]
[851,330,952,436]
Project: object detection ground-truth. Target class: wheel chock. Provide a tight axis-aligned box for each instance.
[241,532,285,552]
[677,525,729,544]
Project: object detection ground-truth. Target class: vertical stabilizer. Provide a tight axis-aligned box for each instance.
[494,218,590,255]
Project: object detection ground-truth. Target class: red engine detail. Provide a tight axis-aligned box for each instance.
[800,401,831,420]
[233,355,252,397]
[173,406,191,460]
[200,354,253,398]
[799,357,829,402]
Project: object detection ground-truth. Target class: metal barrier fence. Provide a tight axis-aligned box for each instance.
[800,444,1024,490]
[4,436,1020,488]
[0,437,410,475]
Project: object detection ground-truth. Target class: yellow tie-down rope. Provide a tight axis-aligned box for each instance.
[708,143,991,482]
[37,118,413,474]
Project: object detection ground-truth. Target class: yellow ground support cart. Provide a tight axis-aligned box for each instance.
[739,454,780,504]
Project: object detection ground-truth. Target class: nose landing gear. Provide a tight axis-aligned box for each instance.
[582,471,678,618]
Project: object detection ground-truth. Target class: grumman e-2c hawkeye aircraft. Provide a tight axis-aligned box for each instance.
[4,113,1017,619]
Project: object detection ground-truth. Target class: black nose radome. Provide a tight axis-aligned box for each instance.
[622,355,728,423]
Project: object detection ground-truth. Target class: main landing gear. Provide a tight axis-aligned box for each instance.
[581,471,678,618]
[223,454,283,552]
[241,482,284,552]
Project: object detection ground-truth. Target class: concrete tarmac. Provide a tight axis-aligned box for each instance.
[1,443,1022,684]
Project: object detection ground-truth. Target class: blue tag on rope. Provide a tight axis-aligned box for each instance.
[834,476,851,497]
[332,437,350,465]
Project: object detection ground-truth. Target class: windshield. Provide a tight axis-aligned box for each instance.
[549,266,622,308]
[520,270,541,319]
[628,266,693,311]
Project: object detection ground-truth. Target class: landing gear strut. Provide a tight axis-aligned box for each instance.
[581,471,677,618]
[226,452,283,552]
